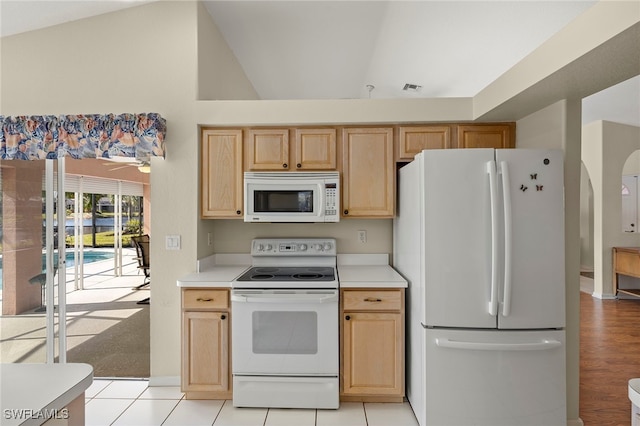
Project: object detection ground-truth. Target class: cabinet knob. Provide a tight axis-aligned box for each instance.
[221,314,227,320]
[343,209,349,215]
[345,315,351,320]
[236,210,242,215]
[283,163,288,169]
[296,163,302,168]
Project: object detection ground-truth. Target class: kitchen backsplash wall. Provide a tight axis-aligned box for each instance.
[208,219,393,255]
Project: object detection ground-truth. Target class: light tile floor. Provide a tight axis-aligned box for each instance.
[85,379,419,426]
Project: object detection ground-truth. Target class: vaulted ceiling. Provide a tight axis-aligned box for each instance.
[1,1,638,126]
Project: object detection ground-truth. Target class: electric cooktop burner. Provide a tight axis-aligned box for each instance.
[236,266,336,282]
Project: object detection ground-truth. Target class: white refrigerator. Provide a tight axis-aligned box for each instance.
[393,149,566,426]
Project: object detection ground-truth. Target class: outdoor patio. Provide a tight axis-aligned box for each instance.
[0,248,150,377]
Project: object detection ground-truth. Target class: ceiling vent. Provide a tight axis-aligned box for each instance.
[403,83,422,92]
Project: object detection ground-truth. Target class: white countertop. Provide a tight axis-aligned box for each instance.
[177,253,406,288]
[337,265,407,288]
[0,363,93,426]
[177,264,250,288]
[630,378,640,407]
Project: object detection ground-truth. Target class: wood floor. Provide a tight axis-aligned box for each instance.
[580,291,640,425]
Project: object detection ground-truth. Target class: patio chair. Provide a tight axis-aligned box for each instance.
[131,234,150,305]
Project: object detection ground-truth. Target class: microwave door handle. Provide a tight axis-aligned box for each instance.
[318,184,325,218]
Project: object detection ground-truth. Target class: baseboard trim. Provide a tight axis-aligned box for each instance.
[149,376,180,387]
[567,417,584,426]
[591,291,617,300]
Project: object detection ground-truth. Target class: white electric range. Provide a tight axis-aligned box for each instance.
[231,238,339,409]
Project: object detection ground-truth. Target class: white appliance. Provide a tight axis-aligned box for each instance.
[393,149,567,426]
[244,172,339,222]
[231,238,339,409]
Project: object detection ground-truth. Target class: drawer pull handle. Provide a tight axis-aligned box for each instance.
[364,298,382,302]
[196,297,214,302]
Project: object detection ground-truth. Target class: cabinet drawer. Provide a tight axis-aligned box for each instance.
[616,250,640,278]
[182,289,229,310]
[343,290,402,311]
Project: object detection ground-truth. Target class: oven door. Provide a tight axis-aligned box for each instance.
[231,289,339,376]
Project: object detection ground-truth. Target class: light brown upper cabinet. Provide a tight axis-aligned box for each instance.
[456,123,515,149]
[341,128,395,218]
[201,128,244,219]
[245,128,338,171]
[245,128,290,170]
[294,128,337,170]
[397,125,452,161]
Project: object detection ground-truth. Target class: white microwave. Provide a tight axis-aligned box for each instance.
[244,172,340,223]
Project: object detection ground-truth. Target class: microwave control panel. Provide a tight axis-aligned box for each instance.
[325,183,338,217]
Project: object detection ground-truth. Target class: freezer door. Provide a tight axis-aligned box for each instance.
[422,149,497,328]
[496,149,565,329]
[423,328,566,426]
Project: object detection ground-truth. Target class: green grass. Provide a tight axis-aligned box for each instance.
[66,231,134,248]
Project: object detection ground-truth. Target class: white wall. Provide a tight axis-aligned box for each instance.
[582,121,640,298]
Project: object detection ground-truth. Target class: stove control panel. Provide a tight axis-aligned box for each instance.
[251,238,336,256]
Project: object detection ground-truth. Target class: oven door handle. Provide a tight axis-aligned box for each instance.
[231,293,338,304]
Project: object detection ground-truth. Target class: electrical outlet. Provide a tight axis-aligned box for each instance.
[207,232,212,246]
[358,230,367,243]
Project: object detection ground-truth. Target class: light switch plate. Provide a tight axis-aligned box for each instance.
[166,235,181,250]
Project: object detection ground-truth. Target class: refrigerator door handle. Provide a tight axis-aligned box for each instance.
[499,161,513,317]
[435,338,562,351]
[486,161,499,316]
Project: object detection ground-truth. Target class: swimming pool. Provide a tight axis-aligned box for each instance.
[0,250,115,289]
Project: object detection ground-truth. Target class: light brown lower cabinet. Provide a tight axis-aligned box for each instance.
[180,286,405,402]
[181,288,231,399]
[341,288,405,402]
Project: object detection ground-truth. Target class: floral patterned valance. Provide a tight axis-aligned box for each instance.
[0,113,166,161]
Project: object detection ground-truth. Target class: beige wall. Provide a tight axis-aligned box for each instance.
[197,1,258,101]
[210,219,393,256]
[1,0,251,382]
[516,99,583,424]
[582,121,640,298]
[623,150,640,175]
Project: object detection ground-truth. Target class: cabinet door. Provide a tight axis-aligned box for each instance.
[246,129,290,170]
[182,311,229,392]
[397,126,451,160]
[294,128,337,170]
[201,129,243,218]
[343,312,403,396]
[341,128,394,218]
[456,124,514,149]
